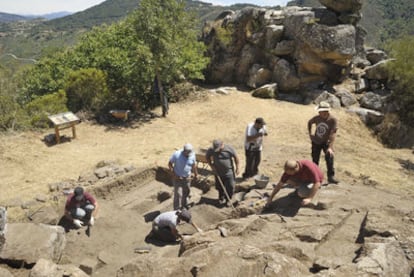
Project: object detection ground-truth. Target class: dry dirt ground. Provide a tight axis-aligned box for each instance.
[1,87,414,276]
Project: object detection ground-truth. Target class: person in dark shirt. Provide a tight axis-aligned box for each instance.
[206,139,240,205]
[308,101,339,184]
[65,186,98,228]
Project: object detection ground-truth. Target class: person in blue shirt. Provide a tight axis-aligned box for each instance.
[168,143,198,210]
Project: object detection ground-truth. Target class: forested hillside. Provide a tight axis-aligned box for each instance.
[0,0,255,60]
[288,0,414,47]
[1,0,414,143]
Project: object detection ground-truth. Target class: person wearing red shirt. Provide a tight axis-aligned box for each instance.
[266,160,323,206]
[65,186,99,228]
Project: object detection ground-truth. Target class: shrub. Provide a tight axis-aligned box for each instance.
[385,35,414,127]
[24,90,68,128]
[0,94,21,131]
[64,68,109,114]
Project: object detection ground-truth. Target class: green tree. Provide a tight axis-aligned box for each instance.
[19,53,68,103]
[24,90,68,128]
[131,0,209,116]
[0,66,23,130]
[64,68,109,113]
[18,0,209,123]
[386,35,414,127]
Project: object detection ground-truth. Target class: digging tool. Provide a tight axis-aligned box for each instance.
[216,175,236,210]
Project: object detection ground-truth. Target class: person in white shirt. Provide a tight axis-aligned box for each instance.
[242,117,268,180]
[149,210,202,242]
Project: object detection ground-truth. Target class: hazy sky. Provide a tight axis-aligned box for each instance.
[0,0,289,15]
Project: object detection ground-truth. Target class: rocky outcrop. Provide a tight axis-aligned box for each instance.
[0,223,66,265]
[202,1,411,148]
[203,3,361,91]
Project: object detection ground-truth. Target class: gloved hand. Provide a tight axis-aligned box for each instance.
[88,216,95,226]
[73,219,83,228]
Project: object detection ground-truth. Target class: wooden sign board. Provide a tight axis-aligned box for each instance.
[48,112,80,126]
[48,112,80,143]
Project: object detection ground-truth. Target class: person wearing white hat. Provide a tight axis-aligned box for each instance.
[307,101,339,184]
[168,143,198,210]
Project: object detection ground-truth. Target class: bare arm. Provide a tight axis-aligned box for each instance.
[171,227,181,240]
[328,130,336,149]
[301,182,321,206]
[246,133,263,142]
[192,162,198,179]
[92,201,99,217]
[266,181,283,205]
[64,208,73,220]
[234,154,240,176]
[307,119,313,135]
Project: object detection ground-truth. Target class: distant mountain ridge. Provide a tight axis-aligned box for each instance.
[0,11,72,22]
[0,12,28,22]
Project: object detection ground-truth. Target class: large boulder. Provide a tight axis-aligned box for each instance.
[30,258,89,277]
[272,59,301,91]
[0,223,66,265]
[318,0,363,13]
[359,91,384,111]
[264,24,284,50]
[247,64,272,88]
[364,59,393,80]
[251,83,278,99]
[355,238,411,277]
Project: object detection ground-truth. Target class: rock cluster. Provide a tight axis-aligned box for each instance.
[202,0,407,145]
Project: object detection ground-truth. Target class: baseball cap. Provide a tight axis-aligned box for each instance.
[179,210,192,223]
[316,101,331,112]
[212,139,223,152]
[74,186,84,196]
[183,143,193,152]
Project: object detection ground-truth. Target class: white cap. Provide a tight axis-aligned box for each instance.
[183,143,193,152]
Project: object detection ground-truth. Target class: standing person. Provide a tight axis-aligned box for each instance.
[243,117,268,179]
[150,209,202,243]
[65,186,99,228]
[308,101,339,184]
[206,139,240,205]
[266,160,323,207]
[168,143,198,210]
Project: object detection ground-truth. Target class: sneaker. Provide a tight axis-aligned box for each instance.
[328,176,339,184]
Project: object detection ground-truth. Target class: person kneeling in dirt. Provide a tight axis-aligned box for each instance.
[149,210,202,243]
[266,160,323,207]
[65,186,99,228]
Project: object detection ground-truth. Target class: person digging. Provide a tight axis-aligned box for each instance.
[148,209,202,243]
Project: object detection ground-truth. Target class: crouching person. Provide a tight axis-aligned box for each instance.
[266,160,323,207]
[150,209,202,243]
[65,186,99,228]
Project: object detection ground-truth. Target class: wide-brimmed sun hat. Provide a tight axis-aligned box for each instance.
[316,101,331,112]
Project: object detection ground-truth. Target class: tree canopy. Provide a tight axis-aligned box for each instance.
[386,35,414,126]
[16,0,208,126]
